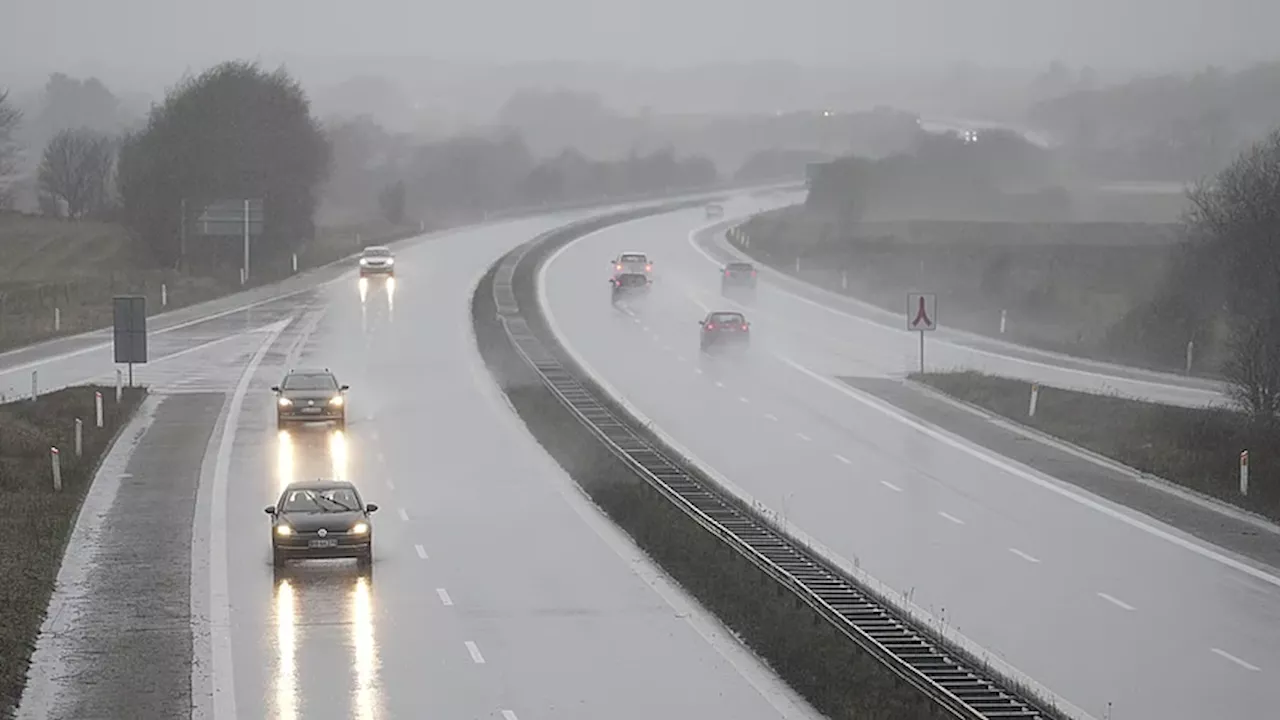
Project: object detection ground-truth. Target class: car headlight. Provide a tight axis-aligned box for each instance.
[278,397,292,407]
[350,522,369,535]
[360,258,370,265]
[329,395,344,406]
[276,524,293,536]
[384,258,394,265]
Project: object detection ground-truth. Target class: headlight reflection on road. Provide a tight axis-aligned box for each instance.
[357,277,369,303]
[273,578,298,720]
[276,430,294,492]
[385,277,395,320]
[351,575,383,720]
[329,429,348,481]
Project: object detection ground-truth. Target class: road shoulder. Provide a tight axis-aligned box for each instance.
[841,376,1280,572]
[16,392,224,720]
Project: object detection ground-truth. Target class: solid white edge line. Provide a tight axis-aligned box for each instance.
[501,711,519,720]
[436,588,453,606]
[465,641,485,664]
[538,220,1098,720]
[778,354,1280,591]
[414,544,428,560]
[692,221,1224,404]
[938,511,965,525]
[833,453,851,464]
[203,317,291,720]
[1095,592,1136,612]
[1210,648,1261,672]
[880,481,903,492]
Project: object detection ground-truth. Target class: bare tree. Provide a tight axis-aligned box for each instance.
[0,90,22,209]
[38,127,115,218]
[1186,128,1280,418]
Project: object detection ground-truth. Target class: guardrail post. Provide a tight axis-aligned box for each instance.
[74,418,83,457]
[95,391,104,428]
[1028,383,1039,417]
[1240,450,1249,496]
[51,447,61,490]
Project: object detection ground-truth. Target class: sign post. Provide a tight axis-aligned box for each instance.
[907,292,938,373]
[190,198,263,280]
[113,295,148,386]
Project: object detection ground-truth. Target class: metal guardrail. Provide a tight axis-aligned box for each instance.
[490,208,1056,720]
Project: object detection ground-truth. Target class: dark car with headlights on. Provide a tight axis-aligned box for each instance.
[699,310,751,352]
[273,369,348,429]
[720,261,757,298]
[267,480,378,568]
[610,272,651,304]
[358,245,395,277]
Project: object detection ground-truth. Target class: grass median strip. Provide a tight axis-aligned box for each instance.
[0,385,146,717]
[914,371,1280,522]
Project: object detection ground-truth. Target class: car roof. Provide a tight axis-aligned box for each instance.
[281,479,360,492]
[708,310,746,319]
[362,245,391,253]
[287,367,335,376]
[619,251,647,257]
[726,261,754,268]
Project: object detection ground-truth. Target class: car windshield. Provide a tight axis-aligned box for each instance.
[282,373,338,391]
[727,263,753,271]
[280,488,361,513]
[710,313,745,325]
[620,254,646,263]
[363,247,391,257]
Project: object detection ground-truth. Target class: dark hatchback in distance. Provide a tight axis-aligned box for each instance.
[720,261,757,296]
[699,310,751,352]
[267,480,377,568]
[273,369,348,429]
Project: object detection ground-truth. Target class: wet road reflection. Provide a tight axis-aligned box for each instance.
[358,276,396,332]
[275,428,348,490]
[273,578,298,720]
[352,575,381,720]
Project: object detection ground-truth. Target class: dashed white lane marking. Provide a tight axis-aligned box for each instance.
[1096,592,1136,611]
[795,432,811,442]
[1211,648,1261,672]
[833,453,851,464]
[880,481,903,492]
[436,588,453,606]
[662,344,672,352]
[677,355,687,362]
[386,478,396,491]
[502,711,519,720]
[763,413,778,421]
[465,641,486,664]
[714,381,725,388]
[739,396,750,403]
[414,544,428,560]
[694,367,703,375]
[938,511,965,525]
[642,325,650,332]
[397,508,409,522]
[1009,548,1041,563]
[376,451,386,464]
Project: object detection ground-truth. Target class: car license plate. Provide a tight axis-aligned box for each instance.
[308,539,337,549]
[301,407,322,413]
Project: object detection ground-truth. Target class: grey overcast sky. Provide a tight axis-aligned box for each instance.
[4,0,1279,76]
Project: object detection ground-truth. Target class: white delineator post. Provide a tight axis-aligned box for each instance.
[1028,383,1040,417]
[30,370,37,401]
[1186,340,1194,374]
[115,369,123,403]
[74,418,83,457]
[55,307,61,331]
[161,283,168,307]
[1000,309,1008,334]
[1240,450,1250,496]
[292,253,298,273]
[51,447,62,491]
[841,271,848,290]
[95,391,104,428]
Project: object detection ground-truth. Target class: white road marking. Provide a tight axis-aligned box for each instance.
[436,588,453,606]
[642,325,650,332]
[502,712,519,720]
[739,396,750,403]
[880,481,903,492]
[795,432,811,442]
[1211,648,1260,672]
[414,544,428,560]
[203,318,290,719]
[938,511,965,525]
[662,344,672,352]
[386,478,396,490]
[694,367,703,375]
[714,380,725,388]
[1096,592,1136,611]
[779,355,1280,591]
[833,453,851,464]
[376,451,386,464]
[764,413,778,421]
[677,355,687,362]
[465,641,485,664]
[1009,548,1041,563]
[397,508,409,521]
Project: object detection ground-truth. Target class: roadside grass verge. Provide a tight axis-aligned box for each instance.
[915,371,1280,521]
[472,263,957,720]
[0,385,147,718]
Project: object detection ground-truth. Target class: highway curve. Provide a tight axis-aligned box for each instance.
[538,197,1280,720]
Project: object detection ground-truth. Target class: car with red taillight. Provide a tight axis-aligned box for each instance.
[721,261,757,297]
[699,310,751,352]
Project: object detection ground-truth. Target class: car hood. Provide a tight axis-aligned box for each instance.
[281,390,340,401]
[279,510,365,532]
[362,256,392,263]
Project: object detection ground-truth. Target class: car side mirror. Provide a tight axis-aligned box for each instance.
[265,506,276,515]
[340,385,350,391]
[270,386,280,393]
[365,503,379,513]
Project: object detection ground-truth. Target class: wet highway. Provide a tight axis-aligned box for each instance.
[540,199,1280,720]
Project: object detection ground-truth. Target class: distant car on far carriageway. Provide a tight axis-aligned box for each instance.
[358,245,394,277]
[706,203,724,219]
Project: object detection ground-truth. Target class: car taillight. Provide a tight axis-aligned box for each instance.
[615,264,622,270]
[752,270,757,277]
[724,269,731,276]
[706,323,716,330]
[741,324,749,330]
[646,264,652,272]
